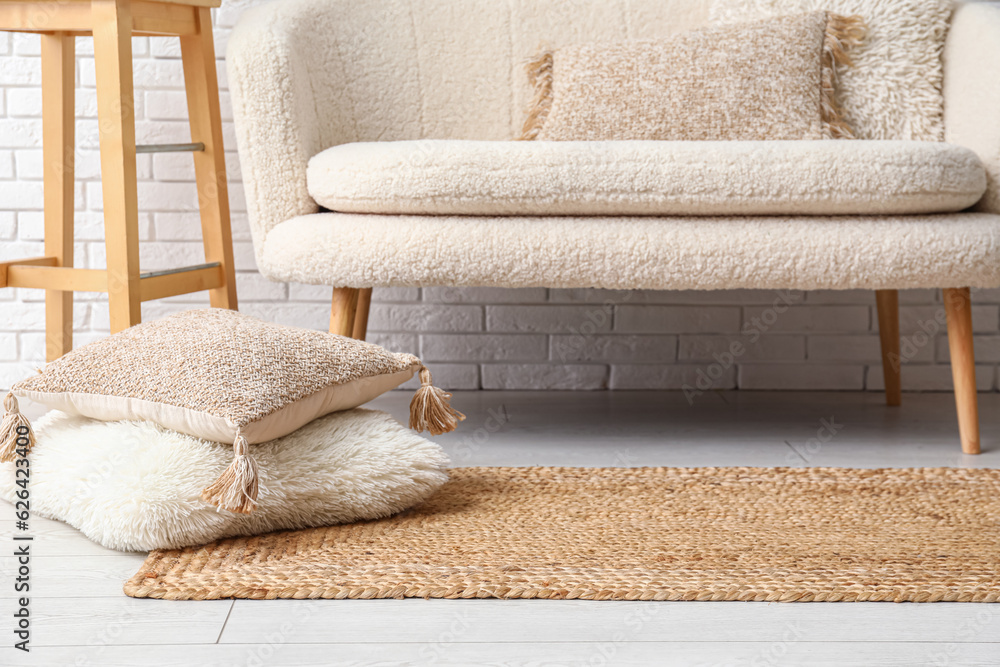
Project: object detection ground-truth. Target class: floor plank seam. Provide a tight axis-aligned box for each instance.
[215,601,236,644]
[16,640,1000,648]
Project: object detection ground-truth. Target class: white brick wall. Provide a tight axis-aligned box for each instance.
[1,2,999,393]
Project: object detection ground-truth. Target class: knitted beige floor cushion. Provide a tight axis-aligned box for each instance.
[124,467,1000,602]
[1,308,463,514]
[521,11,864,142]
[710,0,951,141]
[308,139,986,216]
[0,409,448,551]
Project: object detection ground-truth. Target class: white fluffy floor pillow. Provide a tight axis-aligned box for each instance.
[0,409,449,552]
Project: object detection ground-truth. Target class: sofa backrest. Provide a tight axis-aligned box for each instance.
[227,0,711,254]
[299,0,711,148]
[945,1,1000,214]
[228,0,999,266]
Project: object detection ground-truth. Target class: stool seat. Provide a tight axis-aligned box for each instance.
[0,0,237,359]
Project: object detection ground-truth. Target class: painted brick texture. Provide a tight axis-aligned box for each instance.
[1,3,999,393]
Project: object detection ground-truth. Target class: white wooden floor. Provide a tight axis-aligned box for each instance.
[2,390,999,667]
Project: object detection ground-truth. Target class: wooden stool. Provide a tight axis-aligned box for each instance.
[0,0,237,360]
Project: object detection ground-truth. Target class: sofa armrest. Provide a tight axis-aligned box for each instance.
[226,3,323,272]
[944,1,1000,214]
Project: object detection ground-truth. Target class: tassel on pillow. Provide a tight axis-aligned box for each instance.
[820,13,866,139]
[0,393,34,463]
[200,432,260,514]
[409,366,466,436]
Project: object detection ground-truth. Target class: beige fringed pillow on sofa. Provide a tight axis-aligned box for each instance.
[709,0,951,141]
[521,11,864,141]
[0,308,463,514]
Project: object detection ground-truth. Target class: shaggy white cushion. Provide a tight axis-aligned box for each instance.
[261,213,1000,291]
[710,0,952,142]
[0,409,449,552]
[307,140,986,217]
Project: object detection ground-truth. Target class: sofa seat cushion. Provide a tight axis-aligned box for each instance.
[306,140,987,216]
[261,212,1000,291]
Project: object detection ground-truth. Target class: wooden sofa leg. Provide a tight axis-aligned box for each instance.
[944,287,980,455]
[330,287,359,337]
[875,289,902,406]
[352,288,372,341]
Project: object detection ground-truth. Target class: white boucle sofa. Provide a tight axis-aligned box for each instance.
[227,0,1000,454]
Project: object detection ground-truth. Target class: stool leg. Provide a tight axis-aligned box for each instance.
[93,0,141,332]
[944,287,980,454]
[875,289,901,406]
[41,33,75,360]
[180,8,238,310]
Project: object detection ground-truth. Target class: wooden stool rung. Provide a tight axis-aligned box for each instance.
[139,261,219,279]
[136,142,205,154]
[0,256,58,288]
[139,262,223,302]
[1,260,224,299]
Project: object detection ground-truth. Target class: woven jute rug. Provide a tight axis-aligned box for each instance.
[125,467,1000,602]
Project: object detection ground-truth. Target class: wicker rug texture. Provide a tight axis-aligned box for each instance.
[125,466,1000,602]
